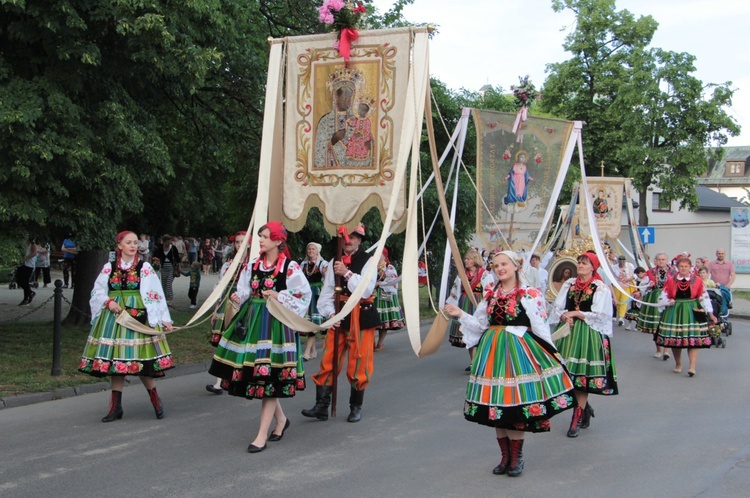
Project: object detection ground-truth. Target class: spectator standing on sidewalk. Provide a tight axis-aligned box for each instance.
[34,240,51,288]
[187,237,199,264]
[61,233,78,288]
[138,234,151,263]
[708,248,735,289]
[181,261,202,308]
[17,237,38,305]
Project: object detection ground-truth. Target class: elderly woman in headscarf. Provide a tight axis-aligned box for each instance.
[300,241,328,360]
[445,251,576,478]
[209,222,311,453]
[550,251,618,439]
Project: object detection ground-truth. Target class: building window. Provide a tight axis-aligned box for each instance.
[726,161,745,176]
[652,192,671,212]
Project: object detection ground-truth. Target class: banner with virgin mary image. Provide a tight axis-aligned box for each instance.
[473,109,574,253]
[282,28,414,234]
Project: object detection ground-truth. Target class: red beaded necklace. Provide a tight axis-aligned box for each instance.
[117,254,139,272]
[572,275,595,310]
[675,276,692,292]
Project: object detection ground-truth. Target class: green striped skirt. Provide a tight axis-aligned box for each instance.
[79,290,175,378]
[636,289,663,334]
[209,297,305,399]
[301,282,324,336]
[554,320,618,395]
[375,289,404,330]
[209,285,237,346]
[655,299,712,348]
[448,292,482,348]
[464,326,576,431]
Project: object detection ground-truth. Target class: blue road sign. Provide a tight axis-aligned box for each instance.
[639,226,655,245]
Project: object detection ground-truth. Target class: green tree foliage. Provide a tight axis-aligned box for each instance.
[541,0,739,224]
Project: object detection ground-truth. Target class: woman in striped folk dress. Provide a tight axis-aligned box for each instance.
[445,251,575,477]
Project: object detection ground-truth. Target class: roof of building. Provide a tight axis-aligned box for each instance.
[696,146,750,185]
[696,185,747,211]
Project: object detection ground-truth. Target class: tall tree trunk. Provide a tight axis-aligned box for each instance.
[638,189,649,228]
[62,250,109,326]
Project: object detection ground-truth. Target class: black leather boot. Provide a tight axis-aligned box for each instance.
[101,390,123,422]
[301,385,332,420]
[580,402,594,429]
[492,436,510,475]
[347,387,364,423]
[567,406,583,438]
[507,439,525,477]
[148,387,164,419]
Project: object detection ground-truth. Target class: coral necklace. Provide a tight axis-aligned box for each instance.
[676,276,692,293]
[118,254,139,272]
[572,275,595,311]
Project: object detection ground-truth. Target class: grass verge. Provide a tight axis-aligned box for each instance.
[0,309,213,397]
[1,287,440,397]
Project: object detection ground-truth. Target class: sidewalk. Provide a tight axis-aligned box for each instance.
[0,267,222,324]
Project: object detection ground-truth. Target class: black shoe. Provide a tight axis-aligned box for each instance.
[18,299,29,306]
[102,391,123,422]
[28,291,36,303]
[567,406,583,438]
[301,385,332,421]
[205,385,223,395]
[465,365,471,372]
[148,387,164,419]
[247,443,267,453]
[268,418,290,442]
[580,403,594,429]
[347,388,364,423]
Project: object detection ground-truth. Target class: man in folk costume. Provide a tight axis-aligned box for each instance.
[302,224,380,422]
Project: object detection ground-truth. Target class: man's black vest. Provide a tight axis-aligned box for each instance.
[340,250,381,331]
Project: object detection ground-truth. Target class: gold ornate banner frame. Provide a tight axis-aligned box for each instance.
[283,29,411,234]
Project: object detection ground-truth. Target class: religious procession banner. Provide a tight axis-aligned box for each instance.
[473,110,574,252]
[282,28,412,234]
[577,177,625,240]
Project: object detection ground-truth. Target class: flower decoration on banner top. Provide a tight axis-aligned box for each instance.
[510,75,541,137]
[318,0,367,61]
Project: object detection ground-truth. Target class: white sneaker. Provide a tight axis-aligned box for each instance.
[625,325,632,330]
[190,304,196,309]
[617,319,624,326]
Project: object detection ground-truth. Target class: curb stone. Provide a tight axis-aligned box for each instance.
[0,362,212,411]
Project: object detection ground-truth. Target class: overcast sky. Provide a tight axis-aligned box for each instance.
[371,0,750,146]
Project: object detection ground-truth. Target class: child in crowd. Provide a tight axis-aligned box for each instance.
[624,266,649,330]
[698,266,717,289]
[182,261,202,309]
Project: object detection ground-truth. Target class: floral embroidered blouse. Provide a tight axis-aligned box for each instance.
[549,278,613,337]
[236,257,312,318]
[377,264,401,296]
[457,286,552,348]
[89,260,172,327]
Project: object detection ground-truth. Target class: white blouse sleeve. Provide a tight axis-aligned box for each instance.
[276,261,313,317]
[235,263,252,304]
[446,276,461,306]
[457,299,490,349]
[699,289,712,313]
[582,281,613,337]
[89,263,113,323]
[379,265,400,295]
[520,288,553,345]
[140,263,173,326]
[657,289,670,311]
[548,279,574,326]
[317,259,336,318]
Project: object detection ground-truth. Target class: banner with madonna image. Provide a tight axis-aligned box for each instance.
[473,109,574,252]
[577,177,625,240]
[282,28,413,234]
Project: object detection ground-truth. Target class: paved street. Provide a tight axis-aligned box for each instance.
[1,305,749,497]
